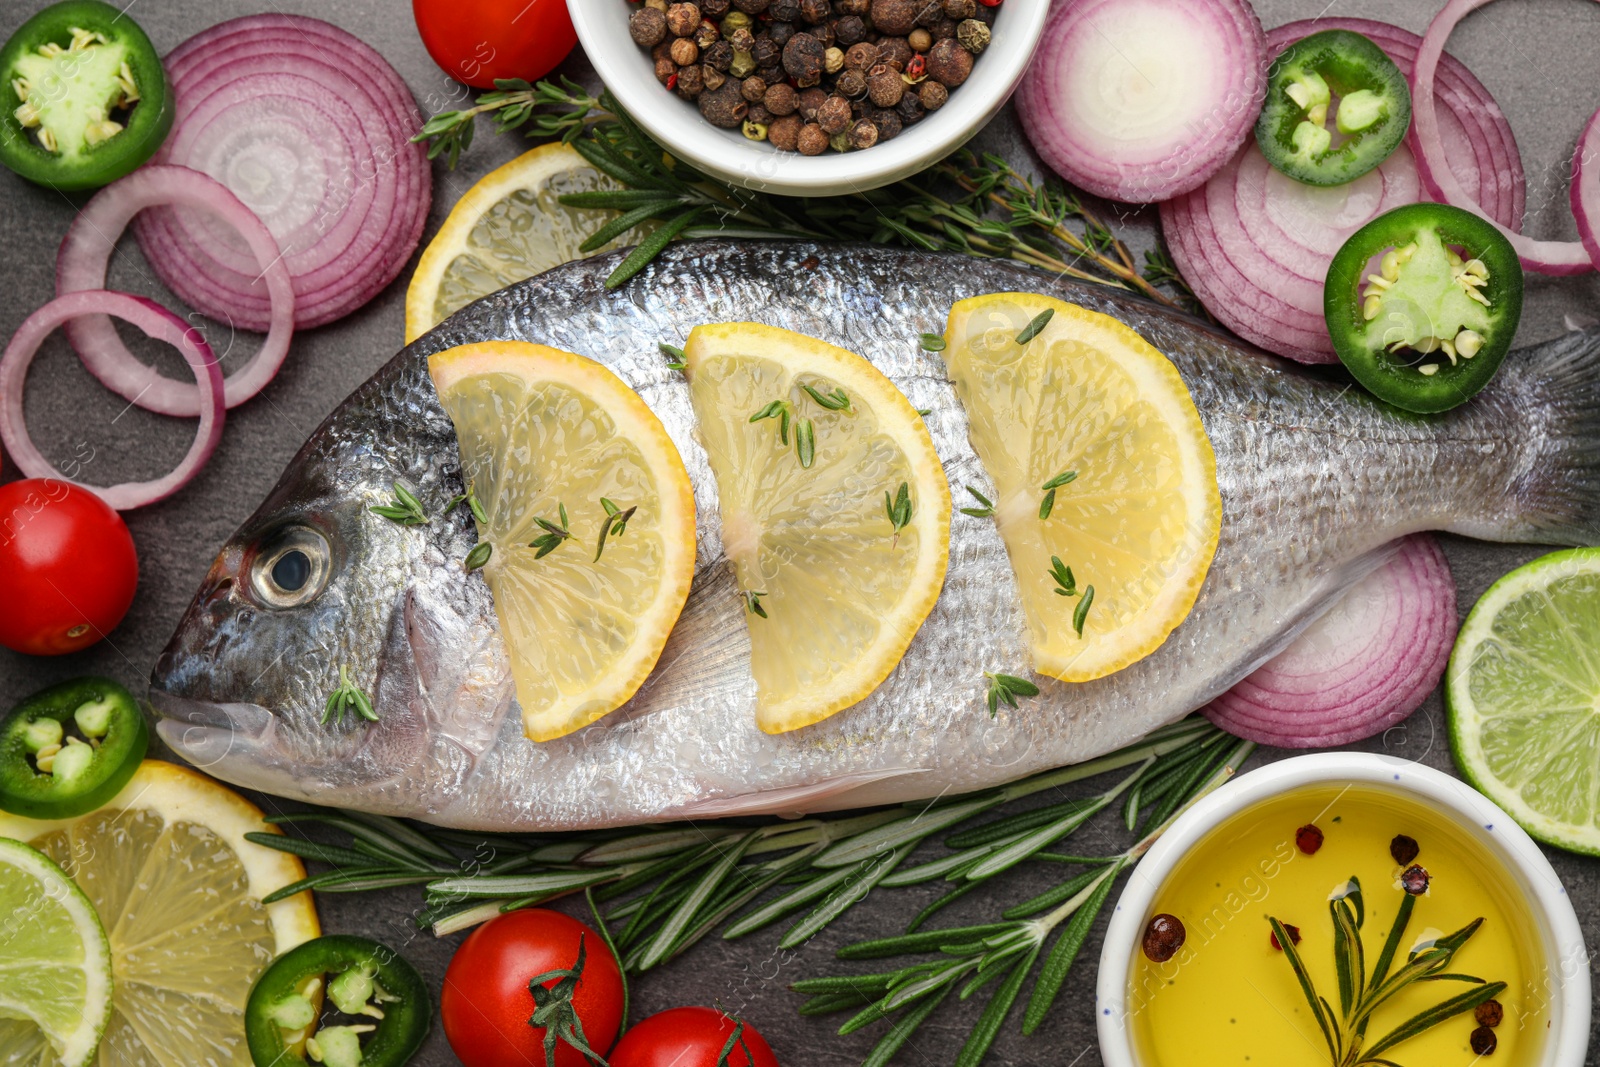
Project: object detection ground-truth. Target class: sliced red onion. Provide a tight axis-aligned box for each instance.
[1205,536,1457,748]
[133,15,430,330]
[1412,0,1592,275]
[1575,107,1600,270]
[1162,18,1523,362]
[1015,0,1267,203]
[56,165,293,417]
[0,291,224,511]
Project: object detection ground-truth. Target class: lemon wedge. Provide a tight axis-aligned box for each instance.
[430,340,698,741]
[683,323,951,733]
[404,142,647,343]
[942,294,1220,682]
[0,761,319,1067]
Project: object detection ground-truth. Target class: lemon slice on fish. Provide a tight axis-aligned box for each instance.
[942,294,1220,682]
[430,340,698,741]
[0,760,320,1067]
[404,142,648,343]
[684,323,952,734]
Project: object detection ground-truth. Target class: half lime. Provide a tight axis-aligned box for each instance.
[1446,546,1600,854]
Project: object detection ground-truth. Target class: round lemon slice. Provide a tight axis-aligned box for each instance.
[941,294,1220,682]
[404,142,646,343]
[683,323,952,734]
[430,341,698,741]
[0,760,319,1067]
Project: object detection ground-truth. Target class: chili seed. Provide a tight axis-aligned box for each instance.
[1142,913,1186,963]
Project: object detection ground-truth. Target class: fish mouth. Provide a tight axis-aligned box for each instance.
[149,689,307,796]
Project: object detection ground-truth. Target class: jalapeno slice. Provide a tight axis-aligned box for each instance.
[1325,203,1523,414]
[0,676,147,819]
[1256,29,1411,187]
[245,936,430,1067]
[0,0,172,190]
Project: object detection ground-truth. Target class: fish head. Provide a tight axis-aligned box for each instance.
[149,375,514,814]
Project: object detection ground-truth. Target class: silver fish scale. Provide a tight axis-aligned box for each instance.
[150,241,1600,830]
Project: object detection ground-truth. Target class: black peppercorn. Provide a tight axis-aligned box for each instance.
[847,117,879,150]
[895,90,925,122]
[876,36,913,70]
[817,94,853,134]
[869,106,901,140]
[728,25,756,52]
[666,2,703,36]
[1475,999,1503,1028]
[783,32,826,85]
[843,41,879,70]
[740,75,768,102]
[799,0,831,22]
[797,121,830,155]
[732,0,770,11]
[703,39,735,70]
[752,35,782,66]
[930,16,958,39]
[1470,1027,1497,1056]
[675,63,705,97]
[870,0,920,35]
[694,20,721,48]
[698,78,749,126]
[925,36,972,85]
[701,0,731,15]
[1142,913,1186,963]
[1389,834,1420,866]
[1400,864,1430,895]
[654,55,677,84]
[835,15,867,46]
[769,21,796,46]
[836,0,870,13]
[746,102,773,125]
[770,0,802,19]
[835,67,867,97]
[630,8,669,47]
[918,79,947,109]
[763,82,799,115]
[942,0,975,17]
[797,86,828,120]
[769,114,803,150]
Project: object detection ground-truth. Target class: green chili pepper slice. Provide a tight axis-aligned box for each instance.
[245,936,430,1067]
[0,676,147,819]
[1325,203,1523,414]
[0,0,173,190]
[1256,29,1411,187]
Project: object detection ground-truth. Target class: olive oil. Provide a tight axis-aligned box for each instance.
[1129,785,1546,1066]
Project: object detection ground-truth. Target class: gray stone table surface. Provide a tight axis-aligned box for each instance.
[0,0,1597,1064]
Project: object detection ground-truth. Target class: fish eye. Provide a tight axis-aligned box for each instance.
[249,526,332,609]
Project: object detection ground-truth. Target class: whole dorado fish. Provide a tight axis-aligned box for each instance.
[149,242,1600,830]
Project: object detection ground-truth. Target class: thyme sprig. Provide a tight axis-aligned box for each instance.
[413,84,1194,303]
[1272,878,1506,1067]
[247,718,1248,1019]
[1038,470,1077,520]
[370,483,428,526]
[531,503,573,559]
[595,498,636,562]
[1048,557,1095,636]
[984,672,1039,717]
[884,482,912,548]
[1015,308,1055,346]
[960,486,996,518]
[322,665,378,726]
[447,488,489,525]
[659,342,687,371]
[744,590,769,618]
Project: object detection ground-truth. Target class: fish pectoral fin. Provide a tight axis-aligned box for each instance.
[659,767,932,820]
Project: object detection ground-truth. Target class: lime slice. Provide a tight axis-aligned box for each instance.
[1446,546,1600,854]
[0,838,113,1067]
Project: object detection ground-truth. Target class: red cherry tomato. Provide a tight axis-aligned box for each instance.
[609,1007,780,1067]
[440,909,625,1067]
[0,479,137,655]
[412,0,576,89]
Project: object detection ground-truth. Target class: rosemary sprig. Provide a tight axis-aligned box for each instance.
[884,482,912,547]
[595,498,636,561]
[370,483,427,526]
[1272,874,1507,1067]
[1038,470,1077,520]
[322,665,378,726]
[1015,309,1055,345]
[530,503,572,559]
[960,486,996,519]
[413,84,1193,302]
[983,672,1039,717]
[1048,556,1078,597]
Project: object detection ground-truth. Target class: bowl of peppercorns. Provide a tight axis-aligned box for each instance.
[570,0,1049,195]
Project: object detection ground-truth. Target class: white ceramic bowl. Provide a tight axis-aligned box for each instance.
[568,0,1050,196]
[1096,753,1590,1067]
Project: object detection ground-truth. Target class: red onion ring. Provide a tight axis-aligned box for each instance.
[0,291,224,511]
[1574,108,1600,270]
[1016,0,1267,203]
[1162,18,1523,362]
[56,165,293,417]
[132,15,429,330]
[1412,0,1594,275]
[1205,536,1457,748]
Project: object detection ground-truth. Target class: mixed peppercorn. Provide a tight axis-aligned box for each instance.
[625,0,999,154]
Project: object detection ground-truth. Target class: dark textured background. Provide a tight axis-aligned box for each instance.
[1,0,1597,1063]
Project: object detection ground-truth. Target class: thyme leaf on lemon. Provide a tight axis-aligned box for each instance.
[1016,308,1055,345]
[795,417,817,469]
[801,384,851,411]
[884,482,913,548]
[370,483,428,526]
[1039,469,1078,520]
[1049,556,1078,598]
[960,486,996,518]
[1074,586,1096,637]
[322,665,378,726]
[984,672,1040,717]
[659,342,687,371]
[744,590,769,618]
[1269,867,1506,1067]
[595,499,638,561]
[530,503,573,559]
[749,399,793,444]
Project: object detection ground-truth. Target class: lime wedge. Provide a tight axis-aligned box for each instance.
[1446,547,1600,854]
[0,837,113,1067]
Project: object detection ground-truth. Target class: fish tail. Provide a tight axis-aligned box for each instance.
[1455,327,1600,546]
